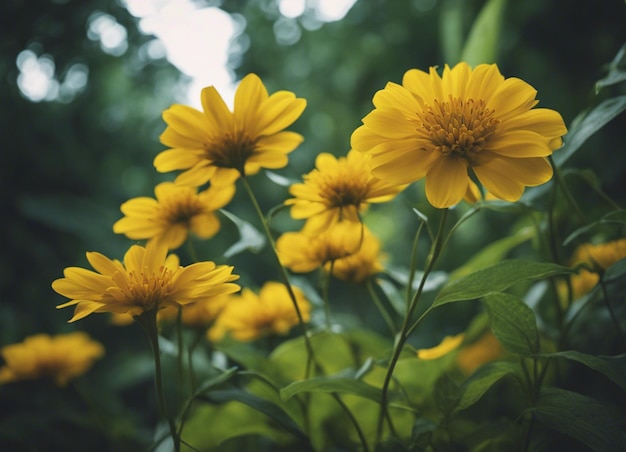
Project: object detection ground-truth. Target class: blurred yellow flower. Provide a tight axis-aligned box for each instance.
[416,334,464,360]
[285,150,404,232]
[0,332,104,387]
[276,221,364,273]
[208,282,311,342]
[52,241,240,322]
[351,62,567,208]
[324,226,385,283]
[569,238,626,299]
[456,330,504,375]
[113,181,235,250]
[154,73,306,186]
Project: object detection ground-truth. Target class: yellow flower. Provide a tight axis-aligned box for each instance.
[324,225,384,283]
[351,62,567,208]
[159,294,231,328]
[416,334,464,360]
[569,238,626,298]
[208,282,311,342]
[456,330,504,375]
[0,332,104,387]
[52,241,240,322]
[113,181,235,250]
[276,221,365,273]
[285,150,404,232]
[154,73,306,186]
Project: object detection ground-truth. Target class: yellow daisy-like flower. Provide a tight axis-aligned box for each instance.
[208,282,311,342]
[324,225,384,283]
[154,73,307,186]
[52,241,240,322]
[276,221,364,273]
[351,62,567,208]
[0,332,104,387]
[416,334,464,360]
[113,181,235,250]
[569,238,626,299]
[285,150,405,232]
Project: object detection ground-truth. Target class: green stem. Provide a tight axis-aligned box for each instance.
[375,208,449,447]
[600,277,624,337]
[138,309,180,452]
[332,393,370,452]
[240,176,316,377]
[549,156,587,225]
[366,279,397,337]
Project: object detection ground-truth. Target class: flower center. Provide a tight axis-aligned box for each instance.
[421,97,499,164]
[161,192,204,226]
[205,133,257,175]
[112,266,175,311]
[319,176,371,209]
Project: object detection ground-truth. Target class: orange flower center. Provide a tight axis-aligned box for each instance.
[421,97,499,164]
[318,175,371,208]
[112,266,175,311]
[204,133,257,175]
[161,192,205,226]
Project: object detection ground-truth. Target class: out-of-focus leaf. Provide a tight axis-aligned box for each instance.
[530,387,626,451]
[454,360,520,413]
[460,0,507,66]
[541,351,626,392]
[439,0,465,64]
[563,209,626,245]
[220,209,266,257]
[433,372,461,417]
[596,43,626,93]
[194,366,239,395]
[280,376,382,402]
[483,293,539,356]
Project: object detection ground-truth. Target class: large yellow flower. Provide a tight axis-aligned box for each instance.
[113,181,235,250]
[208,282,311,342]
[285,150,405,232]
[569,238,626,299]
[154,73,306,186]
[0,332,104,387]
[52,241,240,322]
[351,62,567,208]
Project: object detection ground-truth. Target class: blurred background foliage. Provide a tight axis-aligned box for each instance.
[1,0,625,450]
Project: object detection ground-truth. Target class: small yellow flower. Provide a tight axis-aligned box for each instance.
[113,181,235,250]
[351,62,567,208]
[0,332,104,387]
[276,221,365,273]
[456,330,504,375]
[208,282,311,342]
[154,73,306,186]
[285,150,404,232]
[52,241,240,322]
[324,226,384,283]
[569,238,626,298]
[416,334,464,360]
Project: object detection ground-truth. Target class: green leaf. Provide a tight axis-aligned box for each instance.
[439,0,465,64]
[483,293,540,356]
[280,376,382,402]
[455,360,520,413]
[198,389,308,442]
[194,366,239,395]
[433,372,461,417]
[553,95,626,166]
[563,209,626,245]
[531,387,626,451]
[220,209,266,258]
[460,0,507,66]
[540,351,626,392]
[432,259,572,308]
[596,43,626,93]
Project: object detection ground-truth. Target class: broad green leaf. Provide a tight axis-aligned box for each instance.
[280,376,382,402]
[531,387,626,451]
[198,389,308,442]
[460,0,507,66]
[553,95,626,166]
[540,351,626,392]
[454,360,520,413]
[483,293,539,356]
[220,209,266,257]
[595,43,626,93]
[432,259,572,308]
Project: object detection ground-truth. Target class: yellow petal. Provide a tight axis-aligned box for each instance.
[487,130,553,158]
[201,85,233,130]
[154,148,204,172]
[425,156,469,208]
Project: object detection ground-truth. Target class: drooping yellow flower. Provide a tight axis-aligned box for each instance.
[113,181,235,250]
[324,225,385,283]
[285,150,405,232]
[52,241,240,322]
[351,62,567,208]
[276,221,365,273]
[0,332,104,387]
[208,282,311,342]
[154,73,306,186]
[569,238,626,299]
[416,334,464,360]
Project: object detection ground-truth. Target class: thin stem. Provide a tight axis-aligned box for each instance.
[405,220,425,313]
[176,307,186,401]
[239,176,316,377]
[322,261,334,330]
[332,393,370,452]
[600,277,624,337]
[366,279,397,336]
[138,309,180,452]
[549,156,587,225]
[375,208,449,447]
